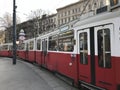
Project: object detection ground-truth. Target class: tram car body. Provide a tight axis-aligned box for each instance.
[33,10,120,90]
[18,38,36,63]
[36,30,59,70]
[17,41,26,60]
[0,43,13,57]
[73,10,120,90]
[3,10,120,90]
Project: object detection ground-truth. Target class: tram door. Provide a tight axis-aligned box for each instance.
[41,39,48,67]
[95,25,115,89]
[77,29,92,84]
[78,24,115,89]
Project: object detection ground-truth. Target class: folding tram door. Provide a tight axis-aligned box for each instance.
[41,38,48,68]
[95,24,116,90]
[78,24,116,90]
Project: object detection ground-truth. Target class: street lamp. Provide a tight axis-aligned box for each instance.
[13,0,17,65]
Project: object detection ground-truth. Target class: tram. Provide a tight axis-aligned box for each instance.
[0,43,13,57]
[1,10,120,90]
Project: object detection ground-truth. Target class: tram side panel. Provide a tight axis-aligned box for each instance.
[114,20,120,90]
[25,39,36,62]
[18,50,26,60]
[56,52,78,84]
[47,52,58,71]
[17,43,26,60]
[74,18,119,89]
[35,51,42,65]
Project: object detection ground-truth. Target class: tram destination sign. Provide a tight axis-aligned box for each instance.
[60,25,69,32]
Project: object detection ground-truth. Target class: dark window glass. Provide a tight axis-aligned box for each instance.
[97,29,111,68]
[48,35,58,51]
[58,30,74,52]
[37,39,41,50]
[2,45,8,50]
[29,41,34,50]
[19,43,25,50]
[110,0,118,6]
[79,32,88,64]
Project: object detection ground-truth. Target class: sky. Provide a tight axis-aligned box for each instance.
[0,0,79,22]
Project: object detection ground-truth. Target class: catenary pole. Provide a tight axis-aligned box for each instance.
[13,0,17,65]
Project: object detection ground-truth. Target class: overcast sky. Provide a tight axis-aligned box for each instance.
[0,0,79,22]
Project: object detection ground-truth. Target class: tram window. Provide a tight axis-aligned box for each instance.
[48,35,58,51]
[42,40,47,52]
[26,43,29,51]
[37,39,41,50]
[2,45,8,50]
[97,29,111,68]
[9,45,13,50]
[19,43,25,50]
[29,41,34,50]
[110,0,118,6]
[79,32,88,64]
[58,30,74,52]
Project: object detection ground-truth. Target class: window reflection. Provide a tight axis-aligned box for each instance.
[37,39,41,50]
[58,30,74,52]
[49,35,58,51]
[79,32,88,64]
[29,41,34,50]
[97,29,111,68]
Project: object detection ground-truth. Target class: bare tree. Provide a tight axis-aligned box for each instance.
[0,12,21,30]
[27,9,50,37]
[27,9,46,20]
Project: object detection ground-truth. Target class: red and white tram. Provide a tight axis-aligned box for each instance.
[2,10,120,90]
[0,43,13,57]
[73,10,120,90]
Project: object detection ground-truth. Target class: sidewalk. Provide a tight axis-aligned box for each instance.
[0,57,79,90]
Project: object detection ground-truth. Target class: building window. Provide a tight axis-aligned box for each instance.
[100,1,104,7]
[88,4,92,11]
[72,9,74,14]
[110,0,118,6]
[75,8,77,13]
[65,12,67,16]
[58,20,60,25]
[94,2,97,8]
[61,19,63,24]
[79,8,81,12]
[65,18,67,23]
[68,10,70,15]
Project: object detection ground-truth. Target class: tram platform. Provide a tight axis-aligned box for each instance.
[0,57,79,90]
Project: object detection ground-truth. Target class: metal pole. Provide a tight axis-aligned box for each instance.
[13,0,17,65]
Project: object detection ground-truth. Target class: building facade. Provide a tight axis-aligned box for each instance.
[57,0,109,26]
[3,0,120,43]
[37,14,57,35]
[4,14,57,43]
